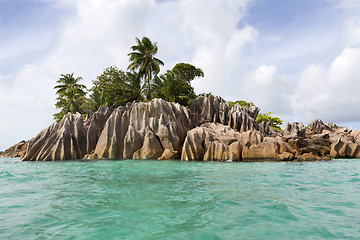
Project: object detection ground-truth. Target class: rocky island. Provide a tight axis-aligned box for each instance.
[2,95,360,162]
[2,36,360,162]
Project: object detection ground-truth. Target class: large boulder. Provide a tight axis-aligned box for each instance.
[181,122,250,161]
[23,113,87,161]
[330,139,360,158]
[286,133,331,157]
[88,98,192,160]
[23,107,112,161]
[242,137,295,161]
[301,133,331,157]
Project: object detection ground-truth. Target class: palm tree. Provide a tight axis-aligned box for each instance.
[54,73,87,97]
[87,88,106,112]
[152,70,177,102]
[53,73,87,121]
[152,70,194,106]
[127,37,164,100]
[126,71,142,102]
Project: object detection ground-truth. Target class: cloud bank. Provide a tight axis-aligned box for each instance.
[1,0,360,150]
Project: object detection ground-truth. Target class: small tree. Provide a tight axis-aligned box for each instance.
[229,100,254,109]
[256,112,283,130]
[92,66,133,108]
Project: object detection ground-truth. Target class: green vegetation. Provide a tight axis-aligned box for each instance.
[53,73,87,122]
[152,64,203,106]
[91,66,134,108]
[256,112,283,130]
[128,37,164,100]
[53,37,204,121]
[229,100,254,109]
[228,100,283,130]
[52,36,282,129]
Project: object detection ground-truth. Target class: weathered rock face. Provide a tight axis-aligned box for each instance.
[330,139,360,159]
[283,122,305,138]
[0,140,28,158]
[227,103,260,133]
[6,94,360,162]
[307,119,331,134]
[181,123,246,161]
[242,137,295,161]
[84,106,113,154]
[23,106,112,161]
[23,113,86,161]
[351,130,360,144]
[190,95,260,133]
[284,133,331,157]
[190,95,229,125]
[258,121,270,136]
[87,98,192,160]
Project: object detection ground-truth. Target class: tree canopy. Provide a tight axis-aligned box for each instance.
[52,36,282,129]
[256,112,283,130]
[91,66,134,108]
[229,100,254,109]
[53,73,87,122]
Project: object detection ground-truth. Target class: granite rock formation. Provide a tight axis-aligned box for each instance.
[3,95,360,162]
[22,106,112,161]
[283,122,305,138]
[190,95,261,133]
[181,123,245,161]
[85,98,192,160]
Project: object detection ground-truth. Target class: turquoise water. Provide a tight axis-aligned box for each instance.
[1,158,360,240]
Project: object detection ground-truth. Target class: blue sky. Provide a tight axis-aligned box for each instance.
[1,0,360,150]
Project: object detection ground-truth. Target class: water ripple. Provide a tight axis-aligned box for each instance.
[1,158,360,239]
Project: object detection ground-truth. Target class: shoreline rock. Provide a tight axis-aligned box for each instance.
[2,95,360,162]
[0,140,28,158]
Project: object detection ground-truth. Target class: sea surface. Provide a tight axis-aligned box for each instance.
[1,157,360,240]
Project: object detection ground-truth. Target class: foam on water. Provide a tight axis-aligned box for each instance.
[1,157,360,239]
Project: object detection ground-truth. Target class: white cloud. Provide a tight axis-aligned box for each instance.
[341,17,360,47]
[241,65,294,124]
[3,0,360,150]
[335,0,360,10]
[192,25,258,96]
[292,47,360,124]
[0,0,253,150]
